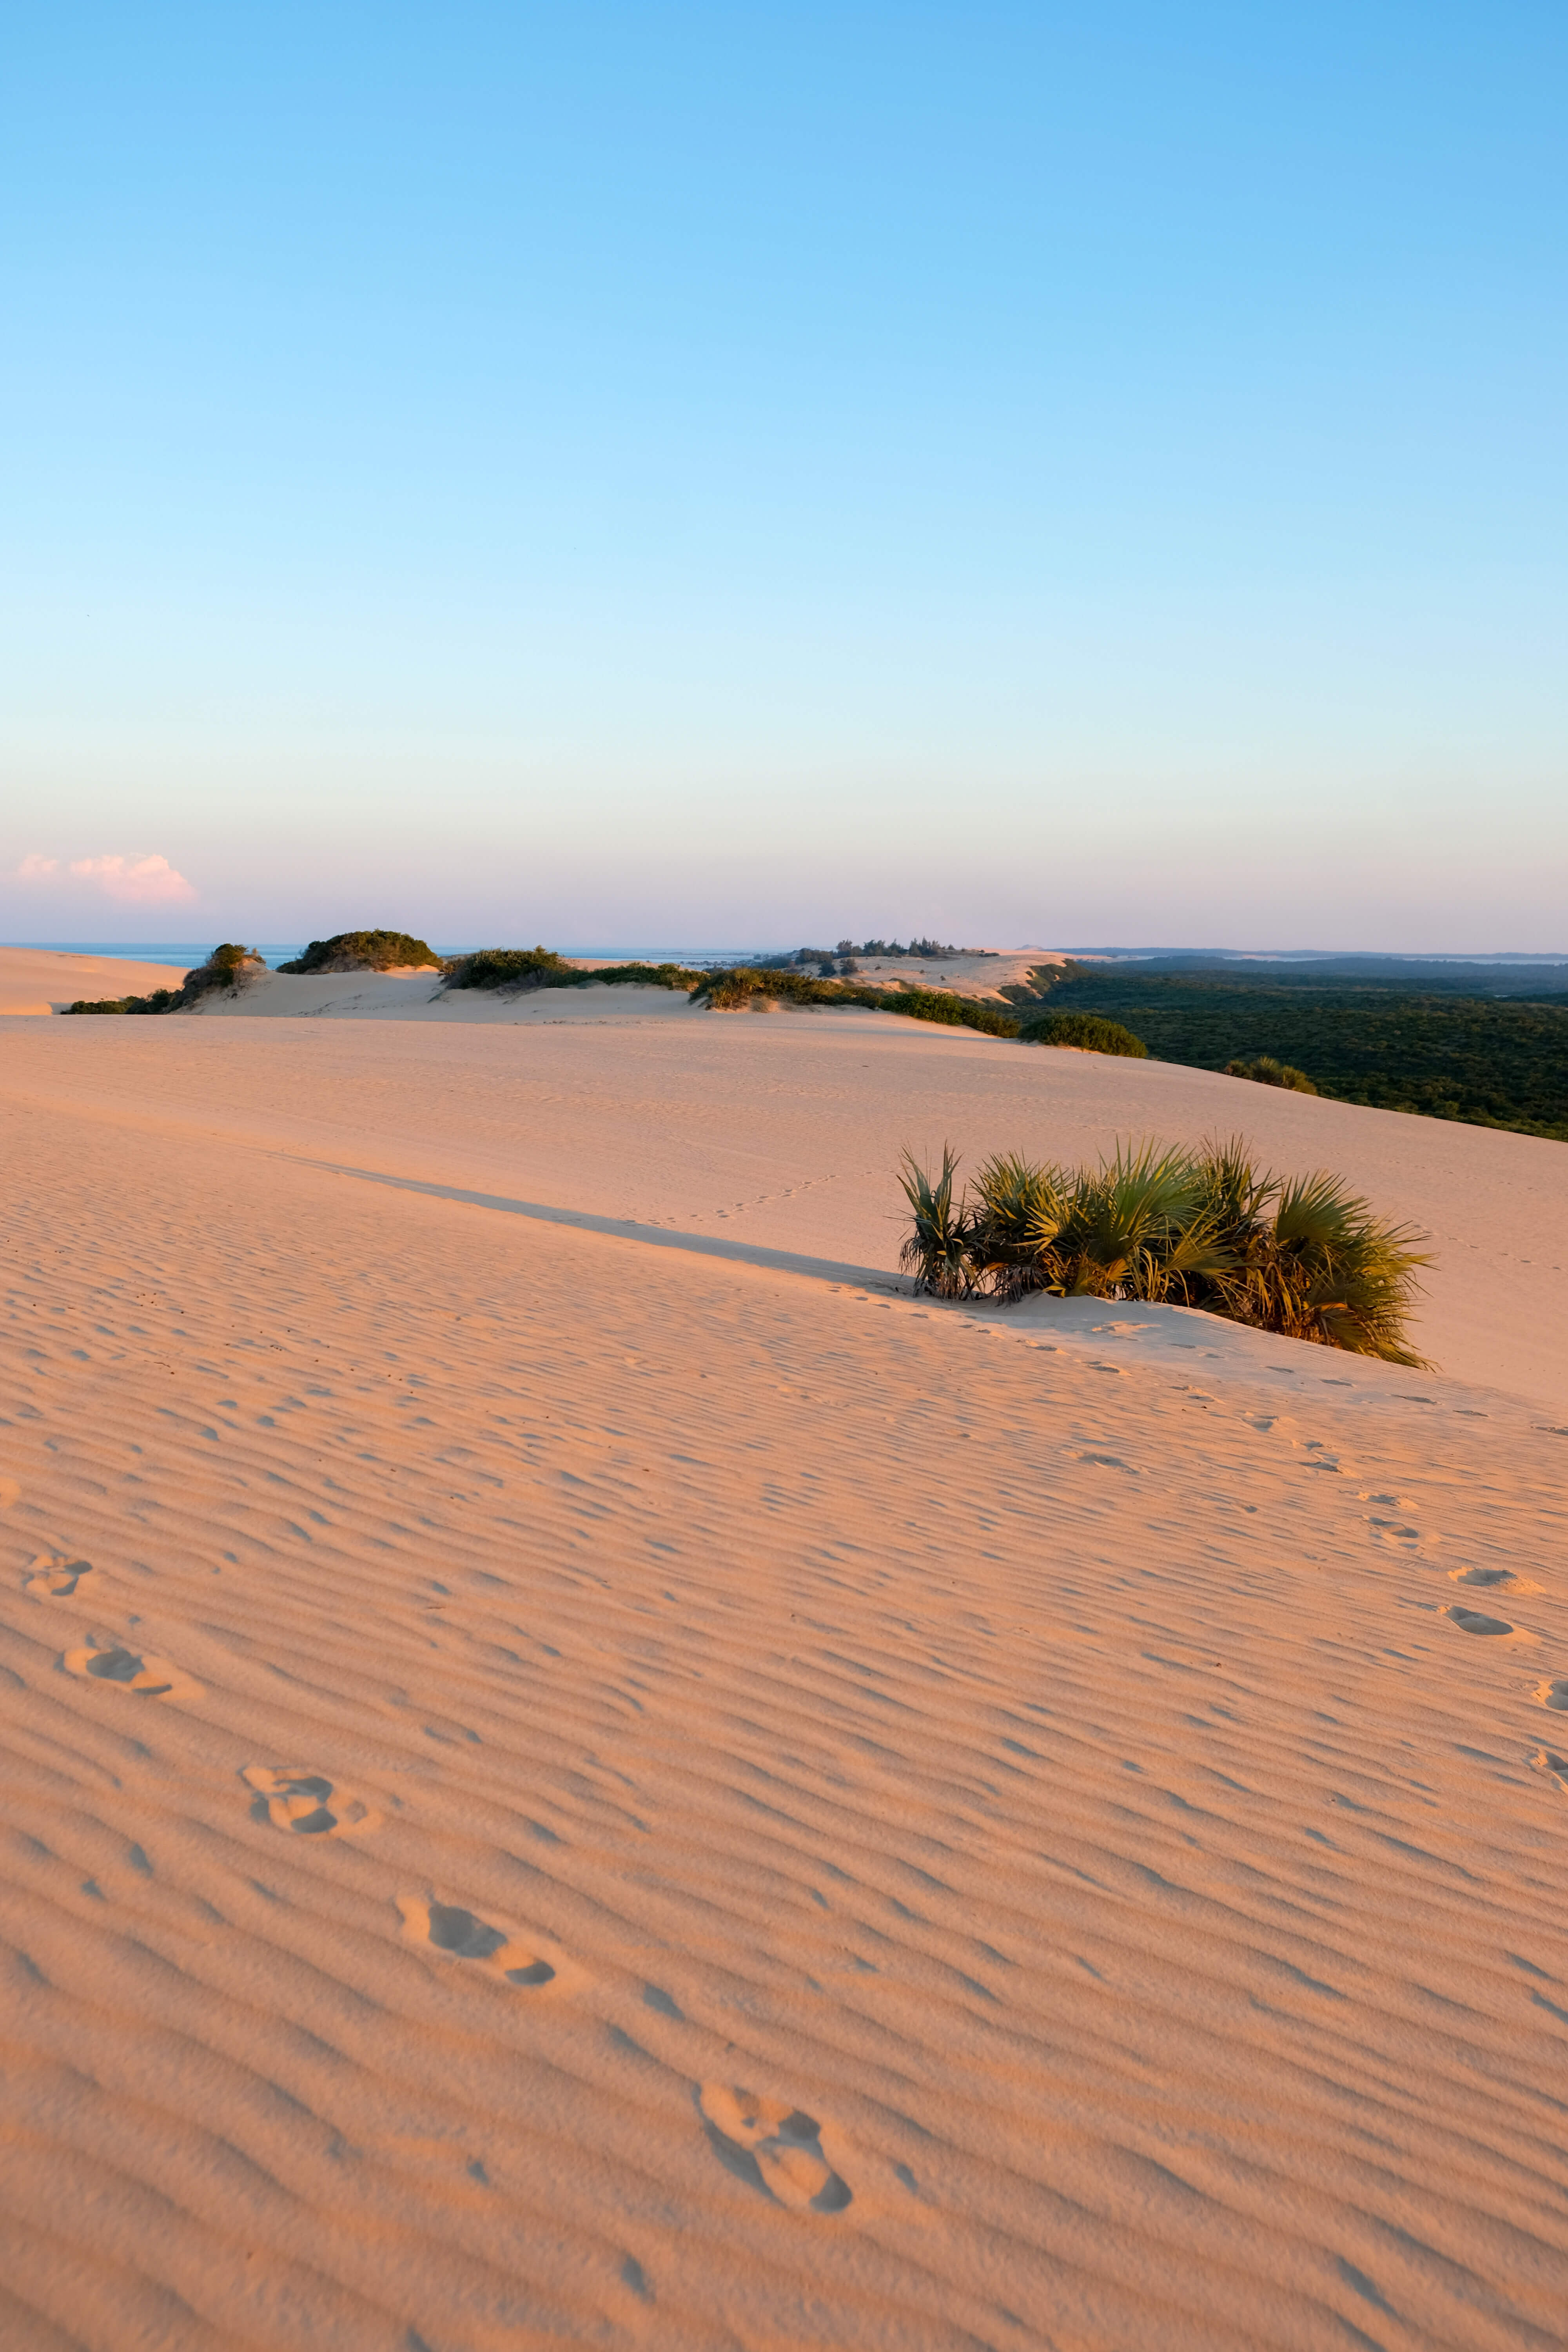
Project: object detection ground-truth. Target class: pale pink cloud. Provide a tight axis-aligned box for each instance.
[66,853,197,904]
[14,854,59,881]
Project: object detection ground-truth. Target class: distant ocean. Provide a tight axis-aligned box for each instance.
[4,942,765,970]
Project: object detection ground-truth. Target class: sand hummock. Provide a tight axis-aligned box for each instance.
[2,947,1566,2348]
[0,945,193,1016]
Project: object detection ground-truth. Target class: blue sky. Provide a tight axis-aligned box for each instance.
[3,3,1564,949]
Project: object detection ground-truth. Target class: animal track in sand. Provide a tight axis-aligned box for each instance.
[1445,1606,1516,1639]
[397,1896,558,1986]
[697,2084,853,2213]
[62,1638,202,1701]
[25,1552,96,1599]
[242,1766,381,1837]
[1532,1748,1568,1791]
[1534,1679,1568,1713]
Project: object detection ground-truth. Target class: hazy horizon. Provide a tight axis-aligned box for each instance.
[8,936,1567,967]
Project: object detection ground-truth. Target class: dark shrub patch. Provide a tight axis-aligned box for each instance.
[1021,1011,1148,1056]
[278,930,438,973]
[1227,1055,1318,1093]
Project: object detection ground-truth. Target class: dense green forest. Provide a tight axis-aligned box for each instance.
[1012,964,1568,1142]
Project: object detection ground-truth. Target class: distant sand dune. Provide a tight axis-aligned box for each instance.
[1,981,1566,2346]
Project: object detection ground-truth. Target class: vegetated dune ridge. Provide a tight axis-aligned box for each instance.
[0,1021,1564,2347]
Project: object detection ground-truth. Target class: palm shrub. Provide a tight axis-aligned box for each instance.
[966,1153,1072,1300]
[896,1148,977,1297]
[1194,1144,1431,1363]
[1038,1145,1236,1303]
[898,1136,1431,1363]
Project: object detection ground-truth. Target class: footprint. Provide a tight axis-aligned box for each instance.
[1451,1566,1538,1594]
[697,2083,853,2213]
[62,1638,201,1701]
[0,1476,20,1510]
[397,1896,558,1987]
[1531,1748,1568,1791]
[1535,1679,1568,1712]
[25,1552,96,1599]
[1445,1606,1515,1638]
[242,1765,381,1837]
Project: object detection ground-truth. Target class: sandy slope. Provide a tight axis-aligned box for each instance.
[4,997,1566,1411]
[2,1013,1567,2349]
[0,948,191,1016]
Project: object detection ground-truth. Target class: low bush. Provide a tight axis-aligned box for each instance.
[442,946,574,990]
[65,989,180,1016]
[897,1136,1431,1364]
[692,967,1018,1036]
[1227,1054,1318,1093]
[443,950,700,993]
[892,988,1018,1036]
[1022,1011,1148,1056]
[62,945,264,1015]
[575,962,703,990]
[279,930,438,973]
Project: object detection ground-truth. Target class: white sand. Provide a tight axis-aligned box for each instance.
[2,955,1566,2348]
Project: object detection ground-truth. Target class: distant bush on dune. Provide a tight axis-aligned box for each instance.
[897,1137,1431,1365]
[1021,1011,1148,1057]
[691,966,1019,1036]
[278,930,438,973]
[442,949,701,993]
[62,944,265,1016]
[441,946,575,990]
[1226,1054,1318,1093]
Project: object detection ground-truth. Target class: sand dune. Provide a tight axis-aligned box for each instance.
[0,947,191,1016]
[2,984,1567,2347]
[5,981,1566,1409]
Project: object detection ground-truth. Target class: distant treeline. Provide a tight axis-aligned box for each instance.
[1009,963,1568,1142]
[750,938,995,974]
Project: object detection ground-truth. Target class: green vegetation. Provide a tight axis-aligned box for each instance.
[62,944,264,1015]
[278,929,437,973]
[1004,963,1568,1141]
[442,946,575,989]
[573,962,702,989]
[898,1137,1431,1365]
[442,949,700,992]
[1021,1010,1148,1056]
[1227,1054,1317,1093]
[692,966,1018,1036]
